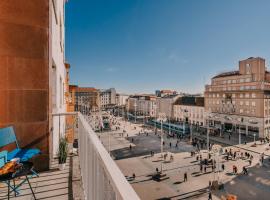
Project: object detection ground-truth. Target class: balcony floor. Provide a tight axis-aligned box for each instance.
[0,158,71,200]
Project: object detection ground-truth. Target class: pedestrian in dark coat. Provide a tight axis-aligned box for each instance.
[184,172,188,182]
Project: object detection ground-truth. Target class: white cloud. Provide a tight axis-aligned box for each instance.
[105,67,118,72]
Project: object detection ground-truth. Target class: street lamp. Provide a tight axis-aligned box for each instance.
[160,119,164,172]
[253,133,256,144]
[206,112,219,152]
[154,104,157,134]
[134,102,137,123]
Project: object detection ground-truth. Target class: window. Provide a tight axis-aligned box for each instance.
[246,101,249,106]
[240,109,243,113]
[228,80,231,84]
[245,93,250,98]
[252,93,256,98]
[245,86,250,90]
[223,94,225,98]
[245,78,251,82]
[240,101,243,105]
[246,64,251,74]
[252,102,256,106]
[232,80,236,84]
[217,94,220,98]
[240,86,244,90]
[232,100,236,105]
[240,79,244,83]
[240,94,243,98]
[232,94,236,98]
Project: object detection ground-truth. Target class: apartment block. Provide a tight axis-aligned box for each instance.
[205,57,270,138]
[74,87,100,113]
[156,94,182,120]
[127,95,157,117]
[100,88,116,109]
[173,96,205,126]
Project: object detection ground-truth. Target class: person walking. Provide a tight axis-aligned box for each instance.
[242,166,248,175]
[221,164,225,171]
[200,164,203,173]
[208,190,212,200]
[184,172,188,182]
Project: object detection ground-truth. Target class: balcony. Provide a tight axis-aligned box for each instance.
[0,113,140,200]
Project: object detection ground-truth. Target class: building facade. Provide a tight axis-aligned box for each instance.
[205,57,270,138]
[100,88,116,109]
[0,0,68,170]
[74,87,100,113]
[156,94,181,120]
[116,93,129,106]
[155,89,177,97]
[173,97,205,126]
[127,95,157,117]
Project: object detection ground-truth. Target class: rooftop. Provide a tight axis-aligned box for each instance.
[212,70,240,79]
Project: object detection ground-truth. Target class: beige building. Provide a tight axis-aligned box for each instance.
[173,97,205,126]
[74,87,100,113]
[205,57,270,138]
[156,94,181,120]
[127,95,157,117]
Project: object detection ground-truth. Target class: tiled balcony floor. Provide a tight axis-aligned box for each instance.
[0,158,71,200]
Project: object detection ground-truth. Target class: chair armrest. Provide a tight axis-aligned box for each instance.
[0,150,7,168]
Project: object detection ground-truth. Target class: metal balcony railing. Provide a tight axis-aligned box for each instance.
[77,112,140,200]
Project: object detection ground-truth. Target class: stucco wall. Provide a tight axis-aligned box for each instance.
[0,0,50,171]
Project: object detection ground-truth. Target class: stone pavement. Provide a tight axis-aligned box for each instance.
[100,116,270,200]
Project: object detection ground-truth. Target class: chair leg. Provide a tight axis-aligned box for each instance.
[31,169,39,177]
[7,180,10,200]
[13,179,16,197]
[26,176,36,200]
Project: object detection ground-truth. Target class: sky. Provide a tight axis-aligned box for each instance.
[65,0,270,94]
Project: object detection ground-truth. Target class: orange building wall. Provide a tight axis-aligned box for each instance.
[0,1,50,171]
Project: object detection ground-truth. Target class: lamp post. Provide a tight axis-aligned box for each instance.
[160,119,164,172]
[253,133,256,143]
[169,105,171,136]
[154,104,157,134]
[134,102,137,123]
[207,119,210,152]
[238,123,241,145]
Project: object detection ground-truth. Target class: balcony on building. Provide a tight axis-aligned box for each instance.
[0,112,140,200]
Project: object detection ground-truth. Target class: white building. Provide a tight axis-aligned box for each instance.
[156,94,182,120]
[173,96,205,126]
[100,88,116,108]
[50,0,68,157]
[127,95,157,117]
[116,94,129,106]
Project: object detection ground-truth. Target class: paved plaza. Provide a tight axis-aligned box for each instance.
[99,116,270,200]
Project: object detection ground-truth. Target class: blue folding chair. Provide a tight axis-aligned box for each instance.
[0,126,41,197]
[0,126,41,176]
[0,150,7,168]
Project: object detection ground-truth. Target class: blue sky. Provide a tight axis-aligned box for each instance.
[66,0,270,94]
